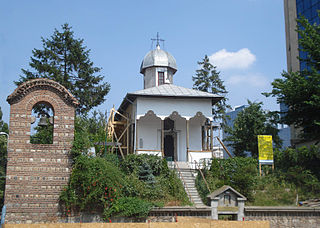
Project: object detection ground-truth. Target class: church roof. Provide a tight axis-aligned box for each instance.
[117,84,223,116]
[207,185,247,201]
[129,84,221,99]
[140,45,177,74]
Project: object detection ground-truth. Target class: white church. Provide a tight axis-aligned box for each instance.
[108,41,224,164]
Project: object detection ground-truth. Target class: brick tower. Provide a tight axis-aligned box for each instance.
[4,79,79,223]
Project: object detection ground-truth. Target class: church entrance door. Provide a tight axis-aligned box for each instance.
[164,118,177,161]
[164,134,175,160]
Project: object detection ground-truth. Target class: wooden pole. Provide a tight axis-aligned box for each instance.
[216,137,232,158]
[161,119,164,157]
[186,119,190,162]
[126,117,129,155]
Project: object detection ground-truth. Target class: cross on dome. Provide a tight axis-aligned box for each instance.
[151,32,165,48]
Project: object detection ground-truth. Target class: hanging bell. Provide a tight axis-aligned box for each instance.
[38,113,49,127]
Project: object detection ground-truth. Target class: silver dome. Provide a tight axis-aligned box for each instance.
[140,45,177,74]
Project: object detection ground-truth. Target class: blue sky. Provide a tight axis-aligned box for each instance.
[0,0,286,123]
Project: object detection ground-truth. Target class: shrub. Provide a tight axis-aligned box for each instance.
[60,156,124,216]
[60,154,191,219]
[105,197,152,218]
[196,157,258,203]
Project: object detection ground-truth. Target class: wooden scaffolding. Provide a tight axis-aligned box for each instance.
[106,107,132,158]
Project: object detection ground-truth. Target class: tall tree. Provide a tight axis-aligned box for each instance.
[264,14,320,142]
[15,23,110,115]
[192,55,231,121]
[0,107,9,208]
[224,101,282,158]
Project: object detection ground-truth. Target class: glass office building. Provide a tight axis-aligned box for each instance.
[296,0,320,70]
[283,0,320,146]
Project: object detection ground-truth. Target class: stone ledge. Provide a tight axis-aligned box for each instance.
[245,206,320,212]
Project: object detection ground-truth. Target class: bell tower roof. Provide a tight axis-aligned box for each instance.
[140,44,177,74]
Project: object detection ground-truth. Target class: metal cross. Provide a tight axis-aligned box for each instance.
[151,32,164,47]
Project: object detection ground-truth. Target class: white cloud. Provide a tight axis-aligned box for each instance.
[209,48,256,70]
[226,73,268,87]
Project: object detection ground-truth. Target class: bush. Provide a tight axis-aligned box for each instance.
[60,154,190,219]
[249,174,296,206]
[121,154,166,176]
[105,197,152,218]
[274,146,320,198]
[60,156,124,217]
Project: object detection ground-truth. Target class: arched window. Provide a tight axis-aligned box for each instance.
[30,102,54,144]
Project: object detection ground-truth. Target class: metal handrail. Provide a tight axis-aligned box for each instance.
[194,160,211,193]
[174,160,194,205]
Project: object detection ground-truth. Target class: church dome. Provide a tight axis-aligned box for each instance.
[140,45,177,74]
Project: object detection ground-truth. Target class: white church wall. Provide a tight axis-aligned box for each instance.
[174,117,187,162]
[136,114,161,152]
[136,97,212,120]
[189,117,203,151]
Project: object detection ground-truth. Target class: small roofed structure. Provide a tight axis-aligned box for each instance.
[207,185,247,221]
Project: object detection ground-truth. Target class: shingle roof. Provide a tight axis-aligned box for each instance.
[207,185,247,200]
[129,84,221,98]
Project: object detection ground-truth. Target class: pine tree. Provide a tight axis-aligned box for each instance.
[192,55,231,121]
[138,162,156,186]
[15,23,110,115]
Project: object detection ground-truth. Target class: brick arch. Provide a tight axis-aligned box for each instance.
[25,94,60,116]
[7,78,79,107]
[5,79,79,223]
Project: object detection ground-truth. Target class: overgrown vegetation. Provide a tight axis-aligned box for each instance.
[0,107,8,209]
[196,146,320,206]
[60,115,190,220]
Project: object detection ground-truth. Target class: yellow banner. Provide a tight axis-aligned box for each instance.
[258,135,273,162]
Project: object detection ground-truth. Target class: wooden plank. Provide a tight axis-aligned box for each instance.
[113,130,124,159]
[126,118,129,155]
[136,149,162,152]
[112,121,127,125]
[216,137,233,158]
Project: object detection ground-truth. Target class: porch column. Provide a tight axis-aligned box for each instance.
[161,119,164,157]
[135,118,138,154]
[210,121,213,150]
[186,119,190,162]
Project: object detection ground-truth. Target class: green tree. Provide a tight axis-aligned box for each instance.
[192,55,231,121]
[0,107,9,208]
[224,101,282,158]
[264,14,320,141]
[15,23,110,115]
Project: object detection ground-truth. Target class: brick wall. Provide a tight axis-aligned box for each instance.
[5,79,78,223]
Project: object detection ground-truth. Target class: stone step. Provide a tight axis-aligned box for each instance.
[173,165,205,207]
[177,173,194,177]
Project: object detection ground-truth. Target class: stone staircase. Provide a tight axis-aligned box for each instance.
[173,162,206,207]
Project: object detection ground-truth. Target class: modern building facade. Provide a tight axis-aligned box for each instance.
[283,0,320,146]
[222,105,248,157]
